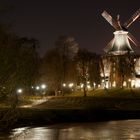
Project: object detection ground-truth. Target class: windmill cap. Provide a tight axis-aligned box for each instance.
[114,30,128,35]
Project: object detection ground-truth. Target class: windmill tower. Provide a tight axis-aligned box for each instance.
[101,9,140,88]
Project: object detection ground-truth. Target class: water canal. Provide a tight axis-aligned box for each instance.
[1,119,140,140]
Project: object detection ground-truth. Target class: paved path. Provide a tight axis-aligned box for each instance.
[20,97,52,108]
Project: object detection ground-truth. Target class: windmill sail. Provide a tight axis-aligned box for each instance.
[127,32,140,47]
[101,11,120,30]
[124,9,140,28]
[104,39,114,53]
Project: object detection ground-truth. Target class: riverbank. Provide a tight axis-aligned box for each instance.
[1,108,140,132]
[10,96,140,129]
[1,88,140,131]
[12,108,140,130]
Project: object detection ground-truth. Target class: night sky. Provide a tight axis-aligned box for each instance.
[1,0,140,56]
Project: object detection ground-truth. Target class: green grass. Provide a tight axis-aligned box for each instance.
[67,88,140,98]
[0,95,43,108]
[31,88,140,110]
[1,88,140,110]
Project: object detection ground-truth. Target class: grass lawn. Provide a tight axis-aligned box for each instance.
[69,88,140,98]
[30,88,140,110]
[1,88,140,111]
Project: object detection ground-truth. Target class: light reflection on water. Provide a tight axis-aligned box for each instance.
[8,120,140,140]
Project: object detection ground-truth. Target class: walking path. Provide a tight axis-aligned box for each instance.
[20,97,52,108]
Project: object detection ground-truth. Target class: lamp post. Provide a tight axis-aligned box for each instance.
[128,79,131,88]
[41,84,46,95]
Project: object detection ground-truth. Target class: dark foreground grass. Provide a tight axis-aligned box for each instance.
[2,107,140,131]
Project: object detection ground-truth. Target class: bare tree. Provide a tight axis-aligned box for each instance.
[41,36,79,96]
[76,49,98,96]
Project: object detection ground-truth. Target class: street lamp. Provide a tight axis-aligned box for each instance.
[68,83,74,88]
[63,83,66,87]
[36,86,40,90]
[40,84,47,95]
[41,84,46,89]
[17,88,23,94]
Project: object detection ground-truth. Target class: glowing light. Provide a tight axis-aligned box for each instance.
[135,79,140,88]
[114,31,128,48]
[63,83,66,87]
[102,79,105,82]
[135,58,140,75]
[69,83,74,88]
[123,81,127,87]
[17,88,23,94]
[36,86,40,90]
[87,85,91,89]
[131,80,135,87]
[80,84,84,88]
[11,127,29,136]
[105,82,109,88]
[41,84,46,89]
[136,72,140,75]
[112,81,116,87]
[111,30,133,55]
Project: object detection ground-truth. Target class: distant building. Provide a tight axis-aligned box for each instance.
[100,54,140,88]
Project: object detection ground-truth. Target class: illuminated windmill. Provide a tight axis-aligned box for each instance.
[102,9,140,55]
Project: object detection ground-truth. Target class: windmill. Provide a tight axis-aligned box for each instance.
[102,9,140,55]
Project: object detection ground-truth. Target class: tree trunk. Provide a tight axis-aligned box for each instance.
[83,78,87,97]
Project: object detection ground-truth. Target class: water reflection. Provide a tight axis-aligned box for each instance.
[9,120,140,140]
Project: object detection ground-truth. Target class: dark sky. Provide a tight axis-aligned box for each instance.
[1,0,140,56]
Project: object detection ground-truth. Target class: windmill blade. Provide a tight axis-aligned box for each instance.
[101,11,120,30]
[128,32,140,47]
[124,9,140,28]
[104,39,114,53]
